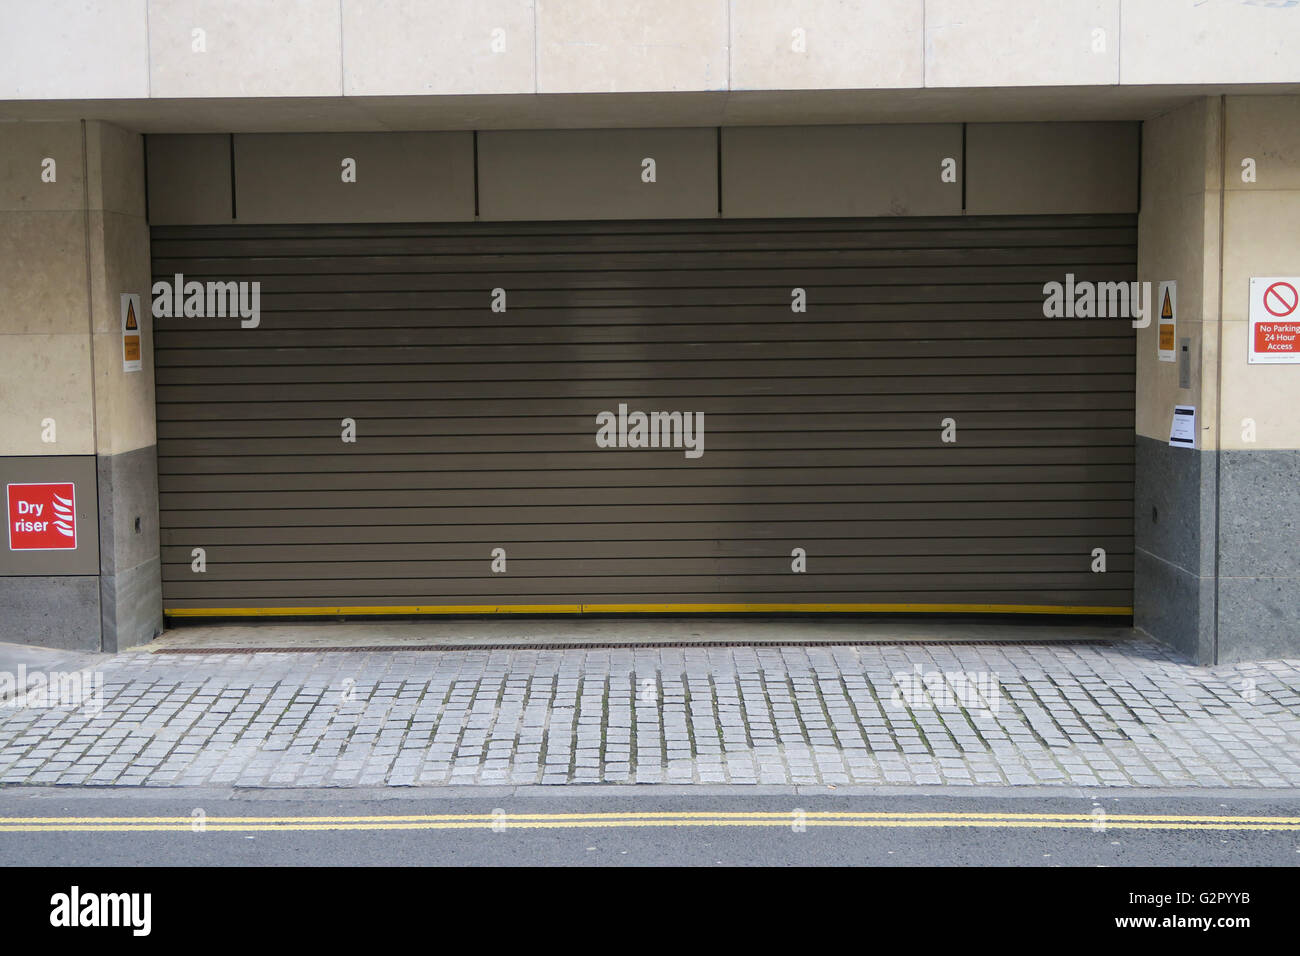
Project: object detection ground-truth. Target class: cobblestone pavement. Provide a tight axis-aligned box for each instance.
[1,640,1299,789]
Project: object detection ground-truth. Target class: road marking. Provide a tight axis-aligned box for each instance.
[2,810,1297,832]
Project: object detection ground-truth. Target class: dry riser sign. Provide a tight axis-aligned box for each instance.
[7,483,77,551]
[1249,277,1300,364]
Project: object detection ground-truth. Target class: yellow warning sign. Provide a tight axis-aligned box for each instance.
[1157,280,1177,363]
[120,293,142,373]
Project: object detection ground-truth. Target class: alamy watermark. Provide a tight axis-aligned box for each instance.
[1042,274,1164,327]
[152,273,261,328]
[595,403,705,459]
[888,665,1002,717]
[0,666,104,713]
[50,886,151,936]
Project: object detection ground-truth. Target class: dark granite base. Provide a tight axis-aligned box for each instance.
[0,575,101,650]
[97,445,163,652]
[1136,436,1299,663]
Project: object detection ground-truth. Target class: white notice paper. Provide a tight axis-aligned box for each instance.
[1169,405,1196,449]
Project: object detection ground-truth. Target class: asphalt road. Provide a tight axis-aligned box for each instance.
[1,784,1298,867]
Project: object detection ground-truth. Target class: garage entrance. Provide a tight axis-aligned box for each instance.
[151,215,1135,618]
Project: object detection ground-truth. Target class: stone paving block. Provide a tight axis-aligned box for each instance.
[2,640,1298,790]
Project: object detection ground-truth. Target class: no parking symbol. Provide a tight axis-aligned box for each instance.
[1263,281,1298,317]
[1249,277,1300,364]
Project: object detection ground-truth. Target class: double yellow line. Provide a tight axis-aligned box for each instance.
[2,811,1297,833]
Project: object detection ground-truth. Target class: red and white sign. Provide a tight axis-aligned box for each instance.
[1249,277,1300,364]
[6,483,77,551]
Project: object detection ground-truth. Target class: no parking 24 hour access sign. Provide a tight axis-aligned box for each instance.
[1249,277,1300,364]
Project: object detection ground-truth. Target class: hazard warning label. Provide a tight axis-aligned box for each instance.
[1249,277,1300,364]
[121,293,141,372]
[1157,281,1176,363]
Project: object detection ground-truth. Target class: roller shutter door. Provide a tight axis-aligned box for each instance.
[151,215,1136,617]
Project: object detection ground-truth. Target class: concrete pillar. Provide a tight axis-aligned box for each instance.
[1134,97,1222,663]
[1136,95,1300,663]
[86,121,162,652]
[0,120,161,651]
[1215,96,1300,662]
